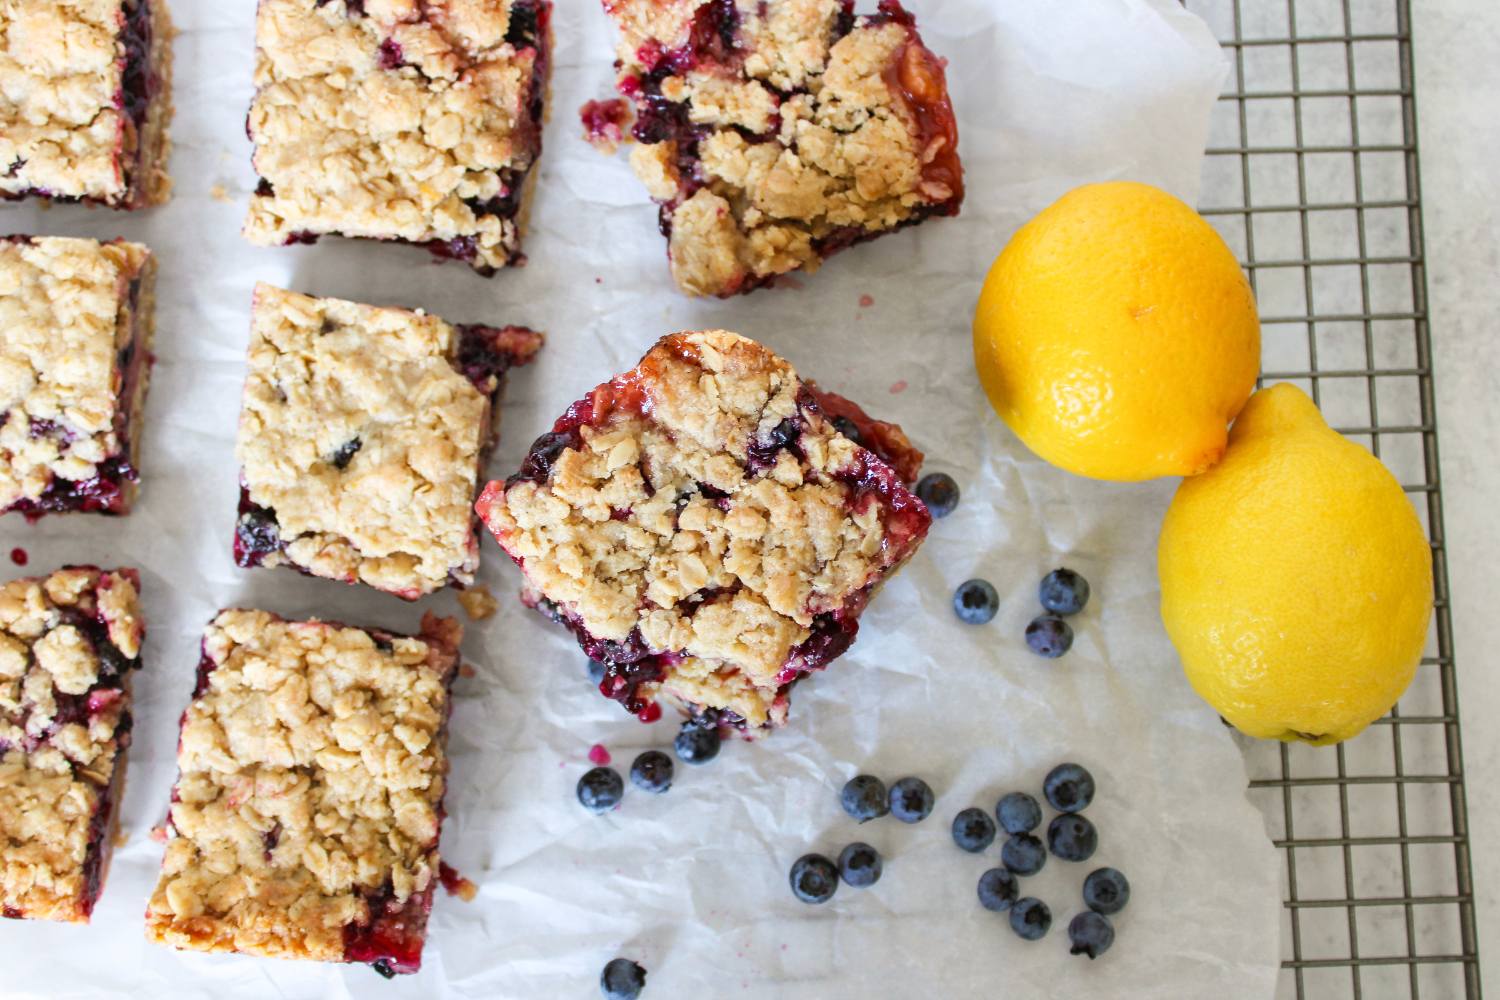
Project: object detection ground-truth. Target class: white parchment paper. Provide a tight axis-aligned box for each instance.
[0,1,1282,997]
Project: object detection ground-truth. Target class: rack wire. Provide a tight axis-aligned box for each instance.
[1184,0,1481,996]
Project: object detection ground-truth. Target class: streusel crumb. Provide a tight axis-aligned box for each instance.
[601,0,962,296]
[144,610,461,968]
[244,0,551,273]
[0,567,144,922]
[1,237,157,515]
[479,330,929,727]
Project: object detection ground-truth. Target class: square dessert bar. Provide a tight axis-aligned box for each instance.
[0,0,175,208]
[0,236,157,516]
[477,329,930,730]
[244,0,553,274]
[602,0,962,296]
[145,610,462,975]
[234,284,543,599]
[0,566,145,922]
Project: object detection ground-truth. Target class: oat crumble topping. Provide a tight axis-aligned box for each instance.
[0,237,156,514]
[0,0,175,207]
[478,329,928,727]
[601,0,962,296]
[456,584,499,621]
[145,610,461,967]
[235,283,542,598]
[0,566,144,923]
[244,0,551,273]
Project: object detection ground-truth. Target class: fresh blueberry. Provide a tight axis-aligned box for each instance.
[1043,762,1096,813]
[977,868,1019,912]
[674,722,721,765]
[629,751,673,793]
[587,658,607,684]
[789,853,839,904]
[1068,911,1115,959]
[1001,833,1047,876]
[837,842,883,888]
[1047,813,1099,862]
[916,472,960,517]
[888,776,935,823]
[951,807,997,853]
[840,774,889,823]
[1025,614,1073,657]
[954,579,999,624]
[577,767,624,813]
[1082,867,1131,915]
[1039,568,1090,615]
[1009,897,1052,941]
[996,791,1043,835]
[600,957,647,999]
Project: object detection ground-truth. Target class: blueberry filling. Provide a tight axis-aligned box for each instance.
[329,438,363,470]
[376,39,405,69]
[746,415,806,472]
[233,490,283,567]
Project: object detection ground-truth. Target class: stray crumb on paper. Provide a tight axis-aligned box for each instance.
[209,184,232,203]
[458,585,499,620]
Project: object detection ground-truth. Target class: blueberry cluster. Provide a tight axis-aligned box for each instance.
[950,568,1092,656]
[575,710,723,814]
[1025,568,1089,658]
[959,762,1129,958]
[787,774,937,904]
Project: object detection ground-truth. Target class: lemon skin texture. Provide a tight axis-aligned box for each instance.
[1158,384,1434,745]
[974,181,1260,481]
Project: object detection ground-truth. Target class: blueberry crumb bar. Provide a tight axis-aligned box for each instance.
[477,329,929,730]
[145,610,462,975]
[1,236,157,517]
[599,0,962,296]
[0,0,175,209]
[0,566,145,923]
[244,0,553,274]
[234,284,543,599]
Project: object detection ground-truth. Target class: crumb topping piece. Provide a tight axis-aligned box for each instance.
[145,610,461,965]
[236,283,542,598]
[479,329,928,726]
[603,0,962,296]
[245,0,549,272]
[0,0,175,206]
[0,237,155,512]
[0,566,144,923]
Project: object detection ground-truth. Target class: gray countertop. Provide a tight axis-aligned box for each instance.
[1415,0,1498,992]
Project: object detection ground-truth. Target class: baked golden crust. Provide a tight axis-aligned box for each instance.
[145,610,460,967]
[0,237,156,514]
[244,0,550,272]
[0,567,143,922]
[601,0,962,296]
[479,330,928,727]
[235,284,542,597]
[0,0,175,208]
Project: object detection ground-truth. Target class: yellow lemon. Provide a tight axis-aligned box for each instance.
[973,181,1260,480]
[1158,384,1433,745]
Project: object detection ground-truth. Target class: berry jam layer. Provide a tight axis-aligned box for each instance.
[0,567,145,923]
[0,0,175,208]
[146,611,461,973]
[1,238,157,517]
[234,284,543,598]
[478,329,929,730]
[245,0,553,274]
[598,0,962,296]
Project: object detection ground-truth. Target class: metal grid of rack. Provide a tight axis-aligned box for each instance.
[1184,0,1481,996]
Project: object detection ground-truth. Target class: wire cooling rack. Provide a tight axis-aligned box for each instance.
[1183,0,1481,996]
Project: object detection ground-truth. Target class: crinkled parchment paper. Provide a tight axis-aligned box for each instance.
[0,1,1281,996]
